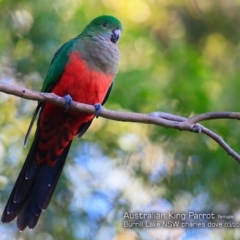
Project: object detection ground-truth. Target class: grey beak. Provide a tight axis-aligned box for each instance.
[111,28,121,43]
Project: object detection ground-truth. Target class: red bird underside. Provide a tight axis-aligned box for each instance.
[37,51,114,166]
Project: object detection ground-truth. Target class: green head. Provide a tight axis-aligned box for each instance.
[81,15,122,44]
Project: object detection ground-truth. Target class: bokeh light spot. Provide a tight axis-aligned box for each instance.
[128,0,150,23]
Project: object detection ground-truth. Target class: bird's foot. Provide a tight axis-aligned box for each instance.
[94,103,102,118]
[63,94,72,112]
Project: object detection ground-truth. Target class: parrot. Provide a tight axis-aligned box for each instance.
[1,15,122,231]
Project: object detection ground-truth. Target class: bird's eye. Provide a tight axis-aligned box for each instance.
[102,22,109,28]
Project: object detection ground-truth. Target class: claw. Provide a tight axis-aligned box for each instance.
[94,103,102,118]
[63,94,72,112]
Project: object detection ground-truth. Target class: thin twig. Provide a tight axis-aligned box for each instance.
[187,112,240,124]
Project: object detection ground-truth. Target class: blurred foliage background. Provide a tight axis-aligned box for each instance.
[1,0,240,239]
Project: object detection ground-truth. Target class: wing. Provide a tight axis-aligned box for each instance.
[25,38,77,144]
[41,38,76,93]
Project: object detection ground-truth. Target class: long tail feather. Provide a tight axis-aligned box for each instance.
[1,128,72,230]
[24,103,43,147]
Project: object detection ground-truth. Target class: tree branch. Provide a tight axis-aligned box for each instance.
[0,82,240,163]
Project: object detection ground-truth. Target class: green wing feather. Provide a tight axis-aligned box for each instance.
[41,38,76,92]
